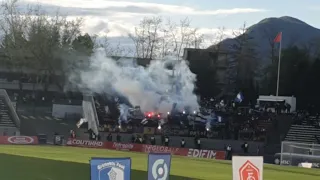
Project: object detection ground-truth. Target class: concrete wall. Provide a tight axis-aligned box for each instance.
[0,127,20,136]
[52,104,82,118]
[99,132,264,154]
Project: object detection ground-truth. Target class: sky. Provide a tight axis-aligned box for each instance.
[14,0,320,48]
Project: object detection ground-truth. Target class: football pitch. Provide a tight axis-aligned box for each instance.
[0,145,319,180]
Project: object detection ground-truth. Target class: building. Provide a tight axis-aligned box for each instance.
[183,48,236,97]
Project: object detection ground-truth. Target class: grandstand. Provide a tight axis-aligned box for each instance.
[285,125,320,143]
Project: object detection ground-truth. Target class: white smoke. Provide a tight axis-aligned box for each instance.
[74,51,199,116]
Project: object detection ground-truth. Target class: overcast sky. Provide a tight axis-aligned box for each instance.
[14,0,320,48]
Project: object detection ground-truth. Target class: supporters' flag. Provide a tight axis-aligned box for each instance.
[274,32,282,43]
[235,92,244,103]
[76,118,87,128]
[90,157,131,180]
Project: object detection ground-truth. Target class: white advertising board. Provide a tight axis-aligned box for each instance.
[232,156,263,180]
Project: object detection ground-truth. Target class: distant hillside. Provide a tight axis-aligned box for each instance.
[208,16,320,63]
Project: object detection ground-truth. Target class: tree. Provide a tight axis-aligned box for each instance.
[229,23,259,103]
[72,33,95,56]
[129,16,162,59]
[129,16,204,60]
[165,17,203,60]
[0,0,85,92]
[0,0,31,92]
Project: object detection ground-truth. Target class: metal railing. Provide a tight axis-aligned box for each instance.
[0,89,20,129]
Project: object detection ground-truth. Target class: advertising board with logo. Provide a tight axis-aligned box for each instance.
[142,145,188,156]
[90,157,131,180]
[106,142,142,152]
[187,148,225,160]
[148,153,171,180]
[66,138,105,148]
[232,156,263,180]
[0,136,38,145]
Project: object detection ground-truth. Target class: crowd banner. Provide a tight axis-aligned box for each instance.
[148,153,171,180]
[90,157,131,180]
[143,127,155,135]
[0,136,38,145]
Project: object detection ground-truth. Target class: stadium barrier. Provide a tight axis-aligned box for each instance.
[66,138,226,160]
[0,136,39,145]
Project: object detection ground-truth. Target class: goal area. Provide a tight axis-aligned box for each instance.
[280,141,320,168]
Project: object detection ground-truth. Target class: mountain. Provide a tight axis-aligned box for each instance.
[208,16,320,64]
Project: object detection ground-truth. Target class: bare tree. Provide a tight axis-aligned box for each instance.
[129,16,162,59]
[99,34,132,57]
[0,0,85,91]
[166,17,203,60]
[229,22,259,100]
[129,16,204,60]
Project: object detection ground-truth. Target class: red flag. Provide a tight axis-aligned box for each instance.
[274,32,282,43]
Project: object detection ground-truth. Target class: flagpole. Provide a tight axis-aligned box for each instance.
[276,32,282,96]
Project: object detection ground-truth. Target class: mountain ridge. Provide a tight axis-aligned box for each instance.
[208,16,320,63]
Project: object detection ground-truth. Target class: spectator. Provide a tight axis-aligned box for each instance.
[150,135,156,145]
[180,138,185,148]
[116,133,121,142]
[107,133,112,141]
[225,145,233,160]
[164,136,169,146]
[131,134,135,143]
[241,142,249,154]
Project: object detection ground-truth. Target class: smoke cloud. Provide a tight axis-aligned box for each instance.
[73,51,199,117]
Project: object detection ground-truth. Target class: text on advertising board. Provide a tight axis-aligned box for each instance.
[7,136,34,144]
[112,142,134,151]
[188,149,216,159]
[143,145,180,154]
[68,139,104,148]
[0,136,38,145]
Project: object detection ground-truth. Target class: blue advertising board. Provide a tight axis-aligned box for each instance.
[147,153,172,180]
[90,157,131,180]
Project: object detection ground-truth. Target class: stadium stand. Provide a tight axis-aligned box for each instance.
[0,89,20,135]
[0,96,16,127]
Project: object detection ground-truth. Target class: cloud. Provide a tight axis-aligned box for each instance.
[15,0,260,49]
[21,0,267,16]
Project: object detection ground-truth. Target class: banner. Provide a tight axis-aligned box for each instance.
[143,127,155,135]
[188,130,207,138]
[0,136,38,145]
[148,153,171,180]
[90,157,131,180]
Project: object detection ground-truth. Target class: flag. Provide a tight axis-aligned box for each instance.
[148,153,171,180]
[235,92,244,103]
[274,32,282,43]
[76,118,87,128]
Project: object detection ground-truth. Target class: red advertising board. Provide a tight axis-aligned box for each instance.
[66,138,225,160]
[105,141,142,152]
[0,136,39,145]
[141,144,189,156]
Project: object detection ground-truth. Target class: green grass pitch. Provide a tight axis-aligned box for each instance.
[0,145,319,180]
